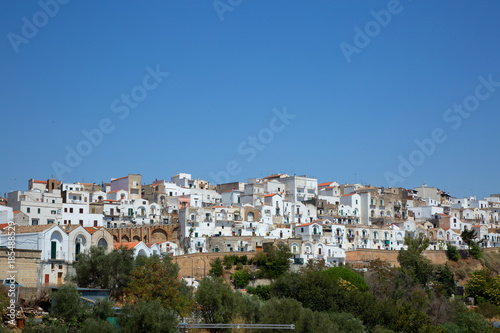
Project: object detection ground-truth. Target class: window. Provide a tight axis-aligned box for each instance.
[64,208,67,213]
[48,220,54,224]
[94,220,98,227]
[79,208,83,214]
[70,208,73,213]
[27,207,30,213]
[64,220,67,224]
[79,220,83,226]
[51,210,56,214]
[52,200,55,203]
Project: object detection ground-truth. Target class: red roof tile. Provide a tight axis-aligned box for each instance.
[114,242,140,250]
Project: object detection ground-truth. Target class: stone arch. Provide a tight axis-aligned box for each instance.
[133,235,141,242]
[113,235,118,243]
[121,235,130,242]
[143,235,148,242]
[151,228,168,242]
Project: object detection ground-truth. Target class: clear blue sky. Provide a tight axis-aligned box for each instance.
[1,0,499,199]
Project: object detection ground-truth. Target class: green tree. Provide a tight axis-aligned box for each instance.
[254,243,292,279]
[397,235,433,286]
[72,246,135,299]
[209,257,224,277]
[259,297,304,331]
[118,300,178,333]
[195,277,237,333]
[232,269,251,289]
[234,292,262,325]
[328,312,366,333]
[124,255,194,316]
[321,266,369,292]
[446,244,460,261]
[435,264,456,297]
[461,229,480,257]
[91,298,115,321]
[81,318,117,333]
[440,310,493,333]
[470,242,483,259]
[247,285,271,301]
[50,285,88,326]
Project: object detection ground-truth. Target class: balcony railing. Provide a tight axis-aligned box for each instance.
[48,251,65,260]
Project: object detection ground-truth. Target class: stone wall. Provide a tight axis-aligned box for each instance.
[106,224,178,244]
[0,248,41,288]
[345,249,448,267]
[175,252,259,278]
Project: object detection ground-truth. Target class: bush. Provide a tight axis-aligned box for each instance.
[238,255,248,265]
[455,268,467,280]
[246,285,271,301]
[470,243,482,259]
[475,302,500,319]
[81,318,117,333]
[209,258,224,277]
[233,269,251,289]
[224,255,237,269]
[321,267,369,292]
[446,245,460,261]
[236,262,244,270]
[118,300,178,333]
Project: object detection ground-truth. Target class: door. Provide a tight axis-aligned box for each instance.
[45,274,49,286]
[57,272,62,285]
[75,243,81,256]
[51,241,57,259]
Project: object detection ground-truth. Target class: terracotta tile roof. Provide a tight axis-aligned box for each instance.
[263,174,282,179]
[341,193,356,197]
[33,180,47,184]
[13,211,21,214]
[264,193,278,197]
[111,176,128,181]
[107,190,122,194]
[0,223,10,230]
[115,242,140,250]
[318,182,334,187]
[296,223,314,227]
[15,224,56,234]
[84,227,102,235]
[145,243,156,248]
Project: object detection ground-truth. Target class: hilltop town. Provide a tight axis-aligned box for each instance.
[1,172,499,287]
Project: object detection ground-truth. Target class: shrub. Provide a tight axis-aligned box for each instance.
[446,245,460,261]
[471,243,483,259]
[233,269,251,289]
[455,268,467,280]
[246,285,271,301]
[321,267,369,292]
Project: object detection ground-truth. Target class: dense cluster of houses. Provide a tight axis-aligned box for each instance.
[1,172,499,286]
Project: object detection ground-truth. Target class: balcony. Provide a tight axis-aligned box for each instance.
[48,251,65,261]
